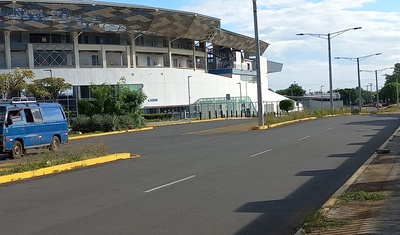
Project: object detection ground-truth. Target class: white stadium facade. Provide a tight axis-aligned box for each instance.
[0,0,288,118]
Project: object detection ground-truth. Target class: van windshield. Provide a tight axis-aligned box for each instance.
[0,107,5,123]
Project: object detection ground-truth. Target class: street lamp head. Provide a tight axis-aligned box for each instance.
[353,27,362,30]
[376,53,382,56]
[296,33,304,36]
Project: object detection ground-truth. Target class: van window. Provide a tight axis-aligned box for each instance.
[8,109,23,123]
[25,108,43,123]
[41,107,65,121]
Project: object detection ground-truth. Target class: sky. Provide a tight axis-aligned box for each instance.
[104,0,400,93]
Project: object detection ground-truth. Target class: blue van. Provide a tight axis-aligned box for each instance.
[0,98,68,158]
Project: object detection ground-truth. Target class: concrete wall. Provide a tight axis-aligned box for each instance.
[1,55,288,112]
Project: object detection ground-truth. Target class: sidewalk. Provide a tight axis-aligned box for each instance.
[305,128,400,234]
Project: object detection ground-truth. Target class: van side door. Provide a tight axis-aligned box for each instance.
[5,108,25,150]
[23,107,43,147]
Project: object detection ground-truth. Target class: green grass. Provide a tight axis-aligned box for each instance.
[339,190,386,202]
[0,143,108,176]
[264,108,349,126]
[301,210,349,233]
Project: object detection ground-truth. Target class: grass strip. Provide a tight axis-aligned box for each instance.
[301,210,349,233]
[0,143,108,176]
[339,190,386,202]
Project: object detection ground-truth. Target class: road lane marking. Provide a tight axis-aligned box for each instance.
[326,127,335,131]
[298,136,310,141]
[250,149,273,158]
[145,175,196,193]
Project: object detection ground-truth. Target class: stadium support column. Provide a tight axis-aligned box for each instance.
[126,45,131,68]
[4,30,11,69]
[27,44,34,69]
[101,45,106,68]
[204,42,208,72]
[168,37,172,68]
[192,40,196,71]
[73,32,80,68]
[131,36,136,68]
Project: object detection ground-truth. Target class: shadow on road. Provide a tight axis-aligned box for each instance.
[234,114,400,234]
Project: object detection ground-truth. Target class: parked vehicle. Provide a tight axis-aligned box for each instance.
[0,97,68,158]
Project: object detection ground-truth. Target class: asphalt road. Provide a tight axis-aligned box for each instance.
[0,114,399,235]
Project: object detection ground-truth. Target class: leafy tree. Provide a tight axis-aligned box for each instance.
[337,88,357,106]
[383,63,399,85]
[0,68,34,98]
[380,82,398,103]
[25,77,72,100]
[276,83,306,97]
[78,78,147,120]
[380,64,400,104]
[279,99,295,113]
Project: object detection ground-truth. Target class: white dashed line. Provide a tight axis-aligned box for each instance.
[250,149,273,158]
[145,175,196,193]
[326,127,335,131]
[298,136,310,141]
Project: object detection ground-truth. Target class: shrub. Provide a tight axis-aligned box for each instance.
[70,115,91,133]
[115,115,131,130]
[143,113,173,121]
[279,99,295,113]
[90,114,103,132]
[102,114,117,132]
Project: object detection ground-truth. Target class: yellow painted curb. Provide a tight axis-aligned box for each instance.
[0,153,136,184]
[251,125,268,130]
[251,117,318,130]
[69,127,153,140]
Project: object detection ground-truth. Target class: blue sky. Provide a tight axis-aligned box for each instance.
[103,0,400,92]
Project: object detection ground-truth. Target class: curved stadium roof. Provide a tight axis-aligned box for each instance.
[0,0,268,54]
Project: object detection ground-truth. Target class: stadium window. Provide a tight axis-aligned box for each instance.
[51,34,62,43]
[80,86,90,99]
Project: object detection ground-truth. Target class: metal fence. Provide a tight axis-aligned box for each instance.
[183,101,283,120]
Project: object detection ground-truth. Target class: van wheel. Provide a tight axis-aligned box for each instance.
[11,141,24,159]
[49,136,60,151]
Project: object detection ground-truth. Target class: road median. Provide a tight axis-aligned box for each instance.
[0,153,137,184]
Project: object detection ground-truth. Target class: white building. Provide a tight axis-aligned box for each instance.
[0,0,287,118]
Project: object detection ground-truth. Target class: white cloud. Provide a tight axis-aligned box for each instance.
[181,0,400,91]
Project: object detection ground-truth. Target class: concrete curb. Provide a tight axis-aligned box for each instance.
[0,153,136,184]
[252,117,318,130]
[147,117,255,127]
[69,127,154,140]
[294,126,400,235]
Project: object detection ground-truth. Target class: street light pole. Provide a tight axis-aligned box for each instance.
[253,0,264,127]
[335,53,381,112]
[369,83,373,104]
[360,67,394,113]
[348,89,351,107]
[187,75,192,119]
[375,71,379,112]
[297,27,361,112]
[397,76,399,109]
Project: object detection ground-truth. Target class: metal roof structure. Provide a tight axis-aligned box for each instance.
[0,0,268,54]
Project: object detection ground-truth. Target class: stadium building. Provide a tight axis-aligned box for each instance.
[0,0,288,118]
